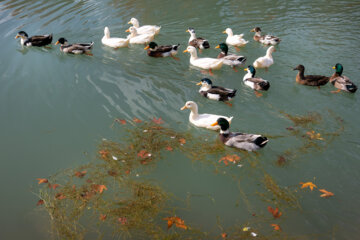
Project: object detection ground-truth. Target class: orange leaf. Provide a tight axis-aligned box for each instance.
[99,150,109,159]
[55,193,66,200]
[219,154,241,165]
[118,217,127,225]
[221,233,228,239]
[37,178,48,184]
[152,117,164,124]
[267,206,282,218]
[99,214,107,221]
[166,146,173,151]
[271,224,281,231]
[163,216,187,230]
[115,119,127,125]
[319,189,334,198]
[300,182,317,191]
[179,138,186,145]
[133,117,142,123]
[36,199,44,206]
[137,149,151,159]
[95,184,107,193]
[125,170,130,175]
[75,170,87,178]
[48,183,60,190]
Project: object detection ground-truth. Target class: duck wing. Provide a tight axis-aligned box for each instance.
[225,132,268,151]
[27,34,52,46]
[304,75,329,86]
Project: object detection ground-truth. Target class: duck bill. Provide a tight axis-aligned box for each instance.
[55,41,59,45]
[222,31,226,34]
[196,82,202,85]
[215,45,220,49]
[186,30,189,32]
[183,49,188,53]
[144,46,150,50]
[250,28,255,32]
[180,106,187,110]
[15,35,20,39]
[244,68,248,71]
[211,122,218,127]
[332,66,336,69]
[125,29,130,32]
[127,21,131,24]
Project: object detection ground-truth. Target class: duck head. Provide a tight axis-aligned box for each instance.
[15,31,28,39]
[55,37,68,45]
[186,27,195,34]
[215,43,228,55]
[244,65,256,77]
[180,101,198,112]
[211,118,230,133]
[333,63,343,76]
[293,64,305,72]
[197,78,213,86]
[144,42,158,50]
[183,46,197,56]
[251,27,261,33]
[128,18,140,28]
[223,28,233,36]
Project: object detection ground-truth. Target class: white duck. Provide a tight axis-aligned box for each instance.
[180,101,233,130]
[253,46,276,69]
[125,27,154,45]
[128,17,161,35]
[223,28,248,49]
[102,27,129,48]
[183,46,223,74]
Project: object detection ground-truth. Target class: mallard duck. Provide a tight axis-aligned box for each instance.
[253,46,276,69]
[183,46,223,74]
[125,27,154,45]
[293,65,329,86]
[250,27,280,45]
[216,43,246,71]
[197,78,236,102]
[15,31,52,47]
[128,17,161,35]
[211,118,268,151]
[180,101,233,130]
[243,65,270,97]
[223,28,248,50]
[186,28,210,51]
[330,63,357,93]
[102,27,129,48]
[144,42,180,58]
[55,38,94,55]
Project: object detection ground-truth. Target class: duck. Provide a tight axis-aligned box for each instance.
[250,27,281,45]
[180,101,233,131]
[216,43,246,71]
[55,38,94,55]
[211,118,268,151]
[253,46,276,69]
[128,17,161,35]
[15,31,52,47]
[223,28,248,50]
[183,46,223,75]
[101,27,129,48]
[293,65,329,86]
[330,63,357,93]
[197,78,236,102]
[125,27,154,45]
[243,65,270,97]
[144,42,180,58]
[186,28,210,51]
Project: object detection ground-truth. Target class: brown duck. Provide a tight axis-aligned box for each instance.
[293,65,329,86]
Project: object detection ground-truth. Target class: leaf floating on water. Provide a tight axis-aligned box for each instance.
[165,146,173,151]
[221,232,228,239]
[36,199,44,206]
[178,138,186,145]
[271,223,281,231]
[55,193,66,200]
[99,150,109,159]
[137,150,151,159]
[93,184,107,193]
[115,119,127,125]
[37,178,48,184]
[133,117,142,123]
[48,183,60,190]
[163,216,187,230]
[267,206,282,218]
[242,227,250,232]
[306,130,324,140]
[118,217,127,225]
[319,189,334,198]
[74,170,87,178]
[99,214,107,221]
[300,182,317,191]
[152,117,164,124]
[219,154,241,165]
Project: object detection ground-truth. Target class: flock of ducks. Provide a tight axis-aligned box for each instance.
[15,18,357,152]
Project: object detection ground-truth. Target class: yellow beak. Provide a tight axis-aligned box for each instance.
[180,106,187,110]
[250,29,255,32]
[183,49,188,53]
[15,35,19,39]
[215,45,220,49]
[196,82,202,85]
[211,122,218,126]
[332,66,336,69]
[222,31,226,34]
[144,46,150,50]
[128,21,131,24]
[244,68,248,71]
[125,29,130,32]
[55,41,59,45]
[186,30,189,32]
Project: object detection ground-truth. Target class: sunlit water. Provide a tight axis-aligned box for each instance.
[1,0,360,239]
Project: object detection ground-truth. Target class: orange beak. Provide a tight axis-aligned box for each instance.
[183,49,188,53]
[125,29,130,32]
[186,30,189,32]
[144,46,150,50]
[180,105,187,110]
[250,29,255,32]
[55,41,59,45]
[332,66,336,69]
[211,122,218,127]
[215,45,220,49]
[15,35,20,39]
[196,82,202,85]
[128,21,131,24]
[222,31,226,34]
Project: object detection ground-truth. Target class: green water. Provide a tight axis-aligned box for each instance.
[1,0,360,239]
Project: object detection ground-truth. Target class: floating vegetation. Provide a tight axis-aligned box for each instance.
[281,111,321,127]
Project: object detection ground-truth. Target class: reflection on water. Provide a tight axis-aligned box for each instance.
[1,0,360,239]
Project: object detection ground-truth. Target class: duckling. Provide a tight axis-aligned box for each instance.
[243,65,270,97]
[330,63,357,93]
[253,46,276,70]
[186,28,210,52]
[216,43,246,71]
[250,27,281,45]
[293,65,329,87]
[128,17,161,35]
[15,31,52,47]
[197,78,236,102]
[144,42,180,59]
[125,27,154,45]
[211,118,268,151]
[183,46,223,75]
[55,38,94,55]
[101,27,129,48]
[223,28,248,51]
[180,101,233,131]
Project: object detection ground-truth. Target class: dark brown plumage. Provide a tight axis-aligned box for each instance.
[293,65,329,86]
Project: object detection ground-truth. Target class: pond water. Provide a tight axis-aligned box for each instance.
[0,0,360,239]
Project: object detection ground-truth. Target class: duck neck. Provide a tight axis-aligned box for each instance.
[189,106,198,119]
[20,37,27,45]
[189,50,198,60]
[255,31,262,37]
[220,129,230,135]
[227,31,233,37]
[200,85,211,91]
[189,32,196,42]
[243,71,253,80]
[266,48,273,58]
[297,69,305,79]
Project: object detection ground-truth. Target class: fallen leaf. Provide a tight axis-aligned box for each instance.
[133,117,142,123]
[99,150,109,159]
[242,227,250,232]
[271,224,281,231]
[118,217,127,225]
[219,154,241,165]
[163,216,187,230]
[48,183,60,190]
[221,232,228,239]
[81,191,94,200]
[95,184,107,193]
[37,178,48,184]
[115,119,127,125]
[152,117,164,124]
[75,170,87,178]
[267,206,282,218]
[319,189,334,198]
[55,193,66,200]
[36,199,44,206]
[99,214,107,221]
[300,182,317,191]
[178,138,186,145]
[137,149,151,159]
[166,146,173,151]
[125,170,130,175]
[306,130,324,140]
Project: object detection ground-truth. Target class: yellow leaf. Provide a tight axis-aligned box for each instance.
[319,189,334,198]
[300,182,317,191]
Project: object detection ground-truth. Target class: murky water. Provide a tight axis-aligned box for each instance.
[1,0,360,239]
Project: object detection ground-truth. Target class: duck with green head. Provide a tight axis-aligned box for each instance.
[197,78,236,102]
[211,118,268,151]
[144,42,180,59]
[215,43,246,71]
[330,63,357,93]
[243,65,270,97]
[55,37,94,55]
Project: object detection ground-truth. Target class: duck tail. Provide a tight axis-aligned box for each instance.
[346,83,357,93]
[228,116,234,124]
[237,57,246,64]
[202,41,210,49]
[259,81,270,90]
[228,89,237,98]
[255,136,268,148]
